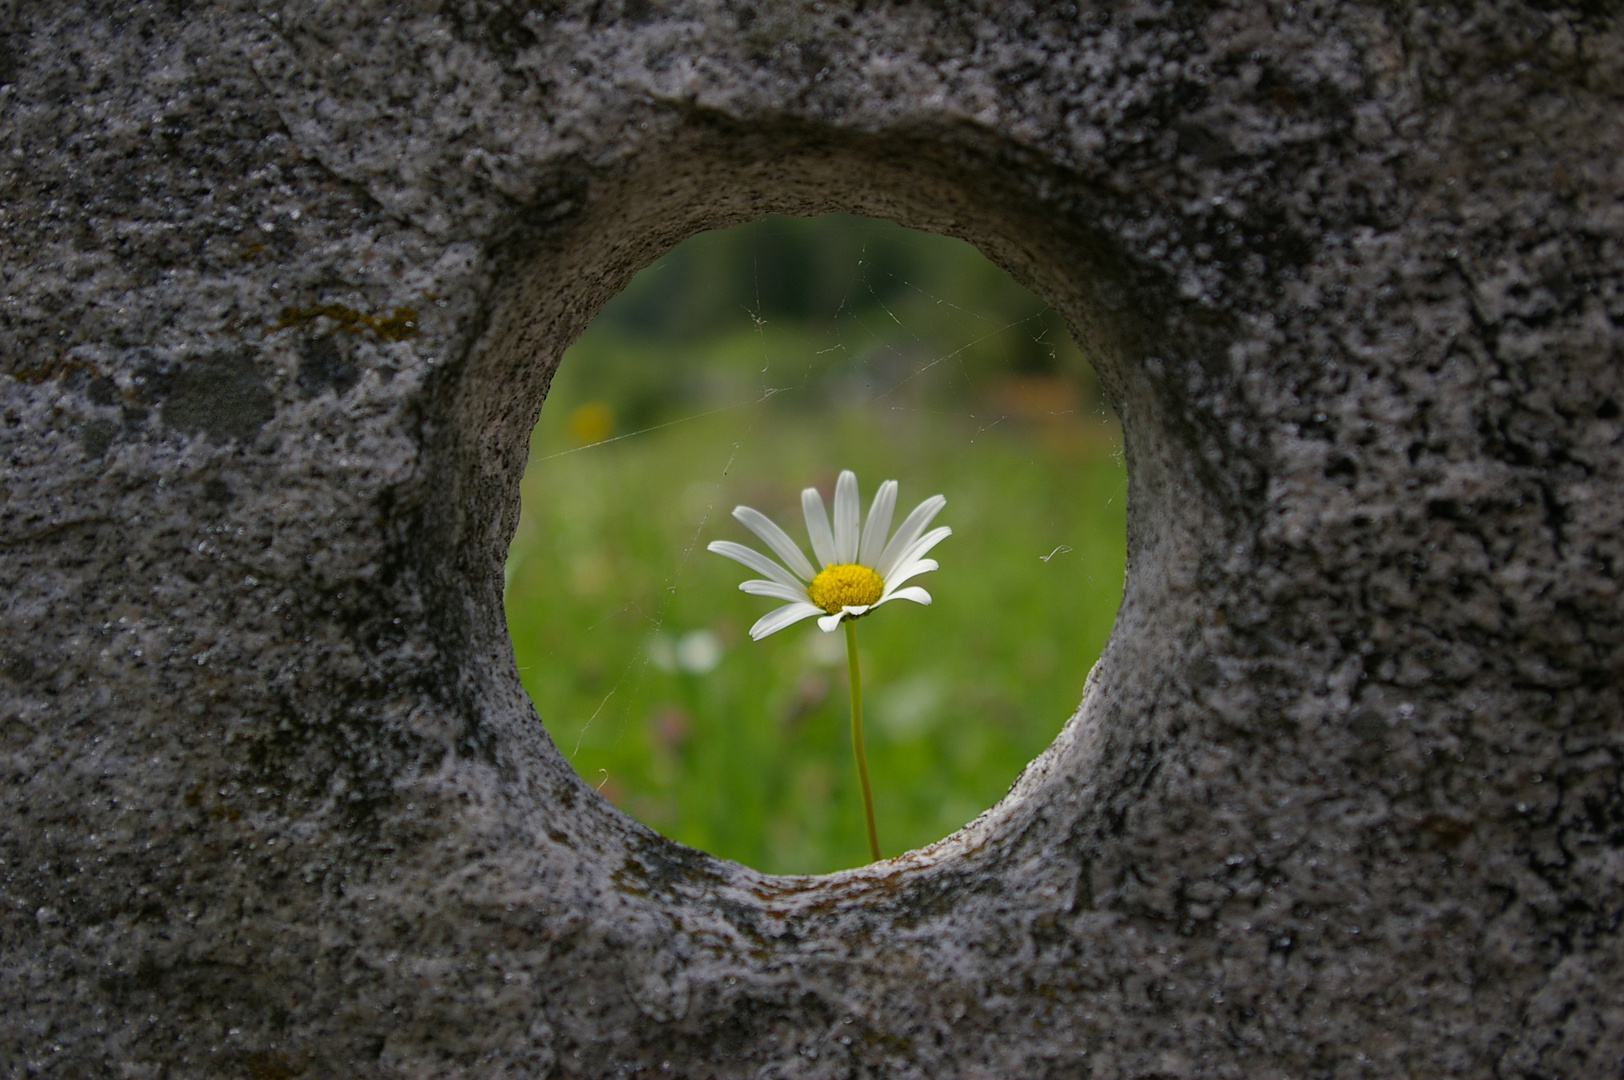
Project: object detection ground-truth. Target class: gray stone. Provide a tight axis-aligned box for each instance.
[3,1,1622,1077]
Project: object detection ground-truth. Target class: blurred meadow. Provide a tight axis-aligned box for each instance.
[503,214,1126,874]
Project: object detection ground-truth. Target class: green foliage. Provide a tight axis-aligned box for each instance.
[568,214,1101,426]
[504,214,1125,874]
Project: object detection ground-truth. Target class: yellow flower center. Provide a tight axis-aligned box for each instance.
[807,563,885,614]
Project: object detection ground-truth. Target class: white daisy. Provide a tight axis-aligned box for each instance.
[708,469,950,641]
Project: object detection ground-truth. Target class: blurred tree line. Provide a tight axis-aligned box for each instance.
[557,214,1105,438]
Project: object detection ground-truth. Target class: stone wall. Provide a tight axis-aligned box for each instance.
[2,2,1621,1077]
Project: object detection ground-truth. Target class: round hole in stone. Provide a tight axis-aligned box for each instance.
[503,213,1125,874]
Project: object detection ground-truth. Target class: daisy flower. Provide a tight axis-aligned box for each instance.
[709,469,949,862]
[707,470,951,640]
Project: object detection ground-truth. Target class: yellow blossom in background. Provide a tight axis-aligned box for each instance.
[567,401,614,445]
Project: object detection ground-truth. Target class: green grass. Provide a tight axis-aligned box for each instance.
[504,346,1126,874]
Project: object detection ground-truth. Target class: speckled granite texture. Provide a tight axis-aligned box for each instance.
[2,2,1622,1077]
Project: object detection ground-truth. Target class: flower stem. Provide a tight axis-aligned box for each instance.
[844,619,881,863]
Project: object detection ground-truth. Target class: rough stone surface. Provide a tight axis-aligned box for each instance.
[3,2,1623,1077]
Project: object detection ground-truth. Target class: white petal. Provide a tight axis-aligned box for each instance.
[879,558,937,596]
[878,586,932,606]
[802,486,837,568]
[875,495,946,579]
[833,470,860,563]
[892,525,952,573]
[740,578,812,604]
[708,540,802,589]
[841,604,871,617]
[750,602,824,640]
[732,507,817,581]
[858,480,898,567]
[817,611,847,633]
